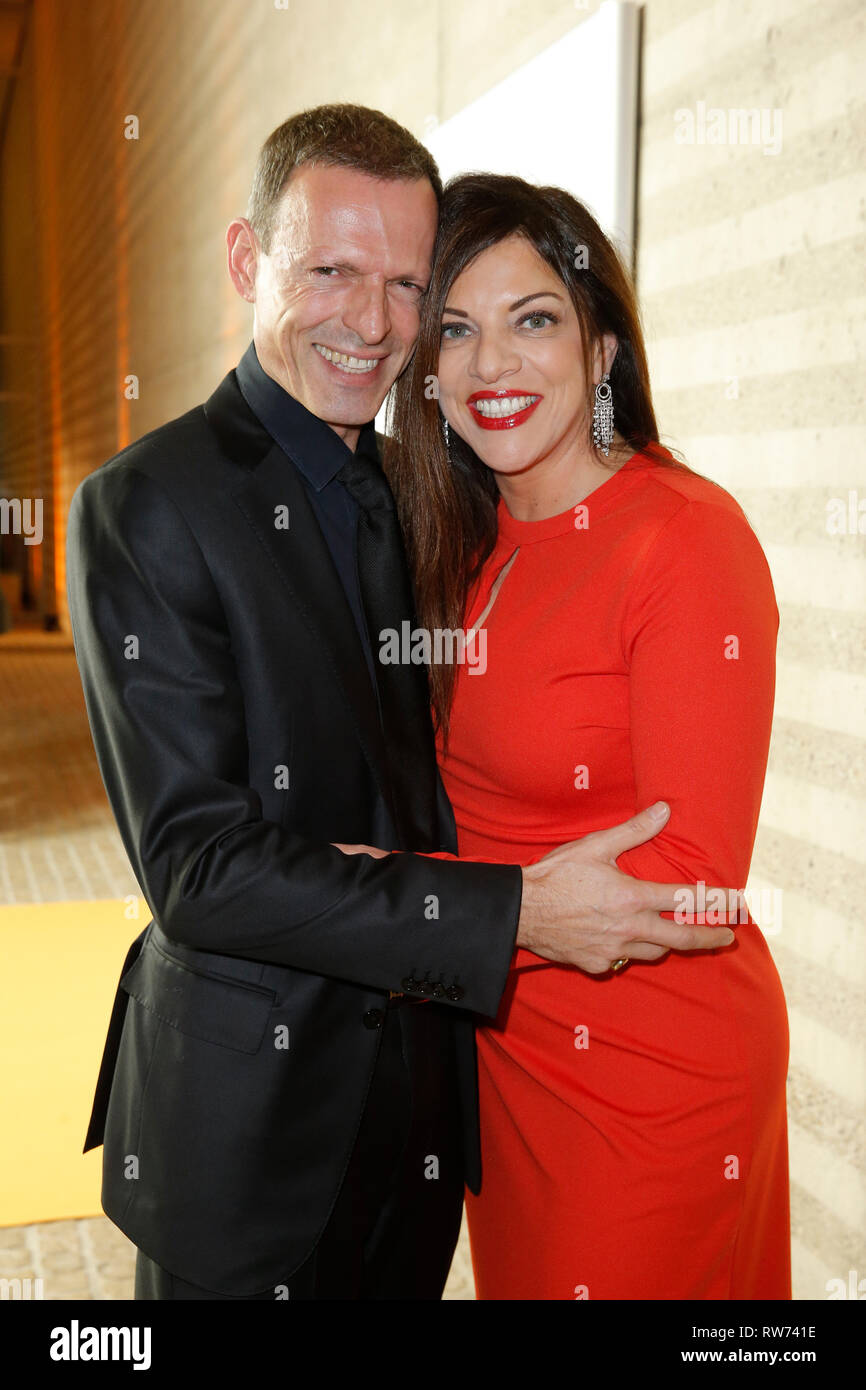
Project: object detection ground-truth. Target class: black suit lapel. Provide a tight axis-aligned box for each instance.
[204,370,398,831]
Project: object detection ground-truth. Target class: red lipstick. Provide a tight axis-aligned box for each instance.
[467,389,543,430]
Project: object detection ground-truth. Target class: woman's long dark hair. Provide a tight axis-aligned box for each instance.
[384,171,688,745]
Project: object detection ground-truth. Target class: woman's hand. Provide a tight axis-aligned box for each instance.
[331,842,390,858]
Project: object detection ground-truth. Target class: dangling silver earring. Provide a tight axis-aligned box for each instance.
[442,417,451,463]
[592,373,614,457]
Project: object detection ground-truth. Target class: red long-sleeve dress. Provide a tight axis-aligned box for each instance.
[434,448,791,1301]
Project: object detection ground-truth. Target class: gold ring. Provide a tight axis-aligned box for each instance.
[609,957,630,973]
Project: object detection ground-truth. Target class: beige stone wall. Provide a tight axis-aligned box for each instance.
[638,0,865,1300]
[1,0,862,1298]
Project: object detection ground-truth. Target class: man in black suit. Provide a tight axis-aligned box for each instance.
[66,104,734,1300]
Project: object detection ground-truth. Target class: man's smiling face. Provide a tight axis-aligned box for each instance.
[229,162,438,447]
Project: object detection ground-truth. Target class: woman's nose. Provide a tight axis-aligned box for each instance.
[470,330,521,384]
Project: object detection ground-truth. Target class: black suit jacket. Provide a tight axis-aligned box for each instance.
[66,367,522,1296]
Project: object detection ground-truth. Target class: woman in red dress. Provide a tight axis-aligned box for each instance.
[383,173,791,1300]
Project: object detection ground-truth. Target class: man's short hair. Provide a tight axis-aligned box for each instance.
[247,103,442,252]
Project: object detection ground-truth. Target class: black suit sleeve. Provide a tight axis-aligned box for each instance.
[66,463,521,1018]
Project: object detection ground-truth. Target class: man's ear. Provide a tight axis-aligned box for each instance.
[227,218,259,302]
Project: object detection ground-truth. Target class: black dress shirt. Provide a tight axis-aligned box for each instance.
[235,339,381,693]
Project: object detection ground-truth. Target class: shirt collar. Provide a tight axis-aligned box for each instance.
[235,340,380,490]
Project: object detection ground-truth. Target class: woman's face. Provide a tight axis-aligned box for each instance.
[436,234,609,480]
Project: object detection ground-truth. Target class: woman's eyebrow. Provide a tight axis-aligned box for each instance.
[509,291,564,311]
[442,290,564,317]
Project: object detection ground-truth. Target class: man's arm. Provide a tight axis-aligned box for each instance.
[67,463,521,1017]
[337,798,738,978]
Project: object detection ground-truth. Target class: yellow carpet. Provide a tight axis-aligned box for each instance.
[0,899,144,1226]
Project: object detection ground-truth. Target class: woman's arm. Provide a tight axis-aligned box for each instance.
[614,496,779,911]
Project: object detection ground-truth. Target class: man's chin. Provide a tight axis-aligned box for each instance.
[316,389,387,427]
[308,375,394,426]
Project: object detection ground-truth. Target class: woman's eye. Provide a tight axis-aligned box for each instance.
[520,311,557,329]
[442,323,469,339]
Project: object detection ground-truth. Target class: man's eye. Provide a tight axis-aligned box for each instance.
[312,266,338,277]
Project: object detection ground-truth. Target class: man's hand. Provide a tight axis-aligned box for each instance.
[332,842,389,858]
[517,802,739,974]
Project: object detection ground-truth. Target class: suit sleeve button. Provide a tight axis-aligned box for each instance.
[401,977,417,992]
[363,1009,385,1029]
[446,985,464,1002]
[430,982,446,998]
